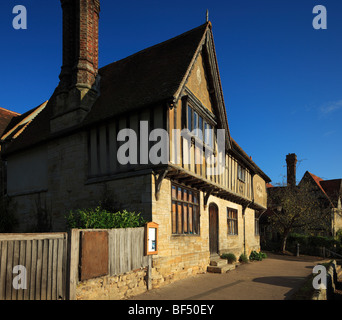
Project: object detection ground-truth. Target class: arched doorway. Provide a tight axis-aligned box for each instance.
[208,203,219,255]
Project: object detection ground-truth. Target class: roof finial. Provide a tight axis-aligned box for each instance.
[206,9,209,22]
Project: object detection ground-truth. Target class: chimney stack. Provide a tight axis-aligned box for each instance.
[51,0,101,133]
[286,153,297,187]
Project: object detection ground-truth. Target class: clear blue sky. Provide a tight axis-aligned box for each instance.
[0,0,341,184]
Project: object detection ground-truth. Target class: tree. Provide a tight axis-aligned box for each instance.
[267,180,330,253]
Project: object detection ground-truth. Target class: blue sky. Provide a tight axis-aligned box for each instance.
[0,0,341,184]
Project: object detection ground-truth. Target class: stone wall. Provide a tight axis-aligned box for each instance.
[10,130,153,232]
[76,268,148,300]
[8,191,48,232]
[150,177,260,288]
[333,208,342,236]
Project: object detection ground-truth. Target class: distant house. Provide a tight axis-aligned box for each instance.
[1,0,270,286]
[261,153,342,244]
[0,103,47,197]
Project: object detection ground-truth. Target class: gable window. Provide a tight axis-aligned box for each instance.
[237,164,246,182]
[186,105,213,148]
[171,184,200,235]
[227,208,238,235]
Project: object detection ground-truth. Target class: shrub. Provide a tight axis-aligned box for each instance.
[221,253,237,264]
[249,251,267,261]
[66,207,146,229]
[260,252,268,259]
[239,254,249,263]
[249,250,262,261]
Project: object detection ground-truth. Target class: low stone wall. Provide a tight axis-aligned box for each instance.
[76,268,148,300]
[151,251,209,288]
[311,260,338,300]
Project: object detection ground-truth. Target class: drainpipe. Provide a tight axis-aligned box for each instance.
[243,172,256,256]
[242,200,253,256]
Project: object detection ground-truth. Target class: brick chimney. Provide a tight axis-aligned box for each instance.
[286,153,297,187]
[51,0,101,133]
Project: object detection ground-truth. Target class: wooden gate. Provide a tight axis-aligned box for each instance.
[0,233,68,300]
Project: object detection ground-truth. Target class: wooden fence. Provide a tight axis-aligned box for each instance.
[108,228,149,275]
[68,227,150,299]
[0,228,150,300]
[0,233,68,300]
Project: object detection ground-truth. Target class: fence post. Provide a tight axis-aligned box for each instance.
[67,229,80,300]
[147,255,152,290]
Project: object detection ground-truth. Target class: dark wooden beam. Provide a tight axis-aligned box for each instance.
[154,169,169,201]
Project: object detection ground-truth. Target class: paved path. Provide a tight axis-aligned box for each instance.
[129,253,325,300]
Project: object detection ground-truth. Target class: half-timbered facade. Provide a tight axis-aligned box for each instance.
[1,1,270,287]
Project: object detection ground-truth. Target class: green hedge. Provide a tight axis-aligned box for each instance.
[287,233,339,248]
[65,207,146,229]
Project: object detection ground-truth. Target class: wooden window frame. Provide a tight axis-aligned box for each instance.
[237,164,246,183]
[182,92,216,153]
[227,208,238,236]
[171,183,200,236]
[186,104,215,151]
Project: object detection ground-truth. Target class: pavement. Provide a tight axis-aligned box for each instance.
[128,252,326,300]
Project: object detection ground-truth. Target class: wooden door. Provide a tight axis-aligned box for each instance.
[209,204,219,255]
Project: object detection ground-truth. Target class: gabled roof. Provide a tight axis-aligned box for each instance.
[0,107,20,137]
[0,101,47,150]
[2,21,266,182]
[302,171,341,208]
[84,23,210,125]
[319,179,342,207]
[3,23,211,156]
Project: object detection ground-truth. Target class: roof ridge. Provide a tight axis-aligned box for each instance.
[308,171,324,181]
[100,22,209,71]
[0,107,21,116]
[306,171,335,206]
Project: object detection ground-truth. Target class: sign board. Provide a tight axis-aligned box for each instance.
[145,222,159,255]
[253,174,267,208]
